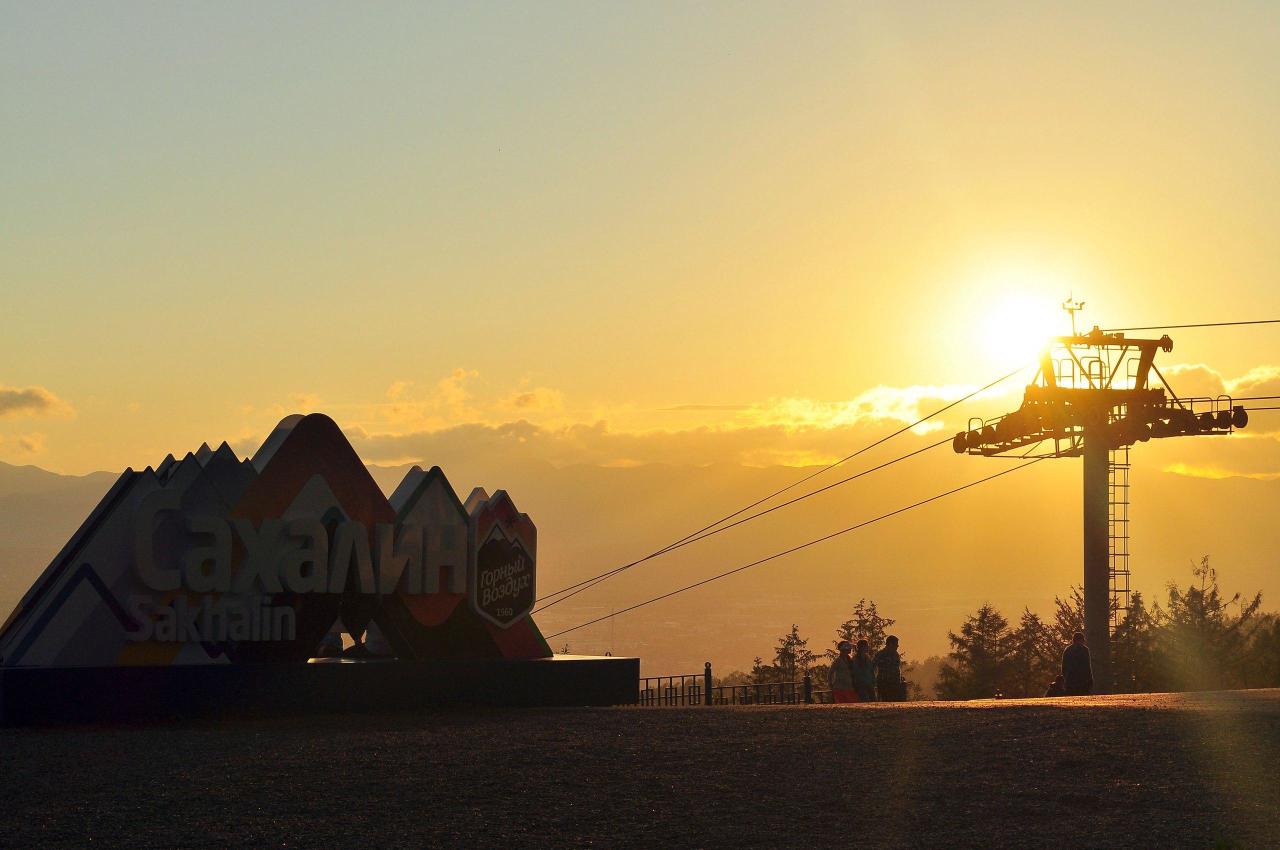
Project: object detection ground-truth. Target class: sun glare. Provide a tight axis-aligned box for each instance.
[978,291,1067,366]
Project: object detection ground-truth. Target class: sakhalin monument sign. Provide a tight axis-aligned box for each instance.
[0,413,548,666]
[0,414,635,721]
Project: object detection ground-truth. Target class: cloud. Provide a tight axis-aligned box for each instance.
[1146,428,1280,480]
[0,432,46,457]
[16,434,45,454]
[347,411,1280,480]
[745,384,982,435]
[233,363,1280,475]
[1159,363,1280,401]
[323,374,1010,469]
[376,369,482,430]
[1160,462,1280,481]
[1227,365,1280,398]
[1162,364,1226,398]
[0,385,71,419]
[320,371,995,470]
[290,392,322,411]
[346,417,937,471]
[503,386,564,413]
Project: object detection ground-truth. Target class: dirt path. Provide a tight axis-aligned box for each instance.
[2,690,1278,848]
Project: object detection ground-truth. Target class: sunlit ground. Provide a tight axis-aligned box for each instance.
[3,689,1277,848]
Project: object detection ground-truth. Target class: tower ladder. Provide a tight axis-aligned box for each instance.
[1108,444,1131,630]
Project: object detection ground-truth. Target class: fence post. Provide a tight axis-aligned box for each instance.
[704,662,712,706]
[803,672,813,704]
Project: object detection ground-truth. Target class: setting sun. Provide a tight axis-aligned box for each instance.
[979,291,1070,366]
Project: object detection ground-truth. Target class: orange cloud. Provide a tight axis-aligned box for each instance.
[503,386,565,414]
[0,432,46,457]
[0,385,71,419]
[1161,363,1280,400]
[290,392,322,412]
[1228,366,1280,398]
[745,383,987,434]
[376,369,482,430]
[345,417,945,470]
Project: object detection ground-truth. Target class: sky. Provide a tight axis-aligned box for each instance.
[3,4,1280,472]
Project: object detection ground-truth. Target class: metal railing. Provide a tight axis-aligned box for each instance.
[636,662,831,706]
[637,673,705,706]
[709,681,832,705]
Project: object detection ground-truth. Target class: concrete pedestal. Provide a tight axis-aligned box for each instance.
[0,655,638,725]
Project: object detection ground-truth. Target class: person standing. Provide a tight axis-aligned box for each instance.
[1062,632,1094,696]
[852,638,877,702]
[874,635,905,702]
[828,640,858,703]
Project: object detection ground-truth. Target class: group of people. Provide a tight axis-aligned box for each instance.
[827,631,1096,703]
[826,634,907,703]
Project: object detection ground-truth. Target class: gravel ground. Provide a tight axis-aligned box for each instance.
[2,690,1278,849]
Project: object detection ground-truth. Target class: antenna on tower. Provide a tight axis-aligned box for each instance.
[1062,295,1086,336]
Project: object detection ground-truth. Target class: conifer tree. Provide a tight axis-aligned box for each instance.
[936,604,1013,700]
[1245,614,1280,689]
[1006,609,1057,697]
[1160,556,1263,691]
[1051,586,1087,647]
[772,624,815,681]
[1111,591,1161,693]
[829,598,895,659]
[750,655,774,684]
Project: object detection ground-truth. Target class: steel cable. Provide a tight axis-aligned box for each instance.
[545,457,1046,639]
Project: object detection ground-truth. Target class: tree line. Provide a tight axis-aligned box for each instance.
[720,557,1280,699]
[719,597,925,699]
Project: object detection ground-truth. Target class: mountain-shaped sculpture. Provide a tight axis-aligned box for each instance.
[0,414,552,668]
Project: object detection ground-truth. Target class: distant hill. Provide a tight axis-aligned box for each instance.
[1,457,1276,674]
[0,462,119,616]
[0,461,117,499]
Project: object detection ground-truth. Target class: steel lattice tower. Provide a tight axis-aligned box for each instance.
[953,305,1248,692]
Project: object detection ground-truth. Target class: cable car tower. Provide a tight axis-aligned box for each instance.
[953,299,1249,692]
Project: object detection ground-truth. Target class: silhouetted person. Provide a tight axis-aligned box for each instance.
[852,638,877,702]
[1062,632,1093,696]
[875,635,905,702]
[1044,674,1066,698]
[828,640,857,703]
